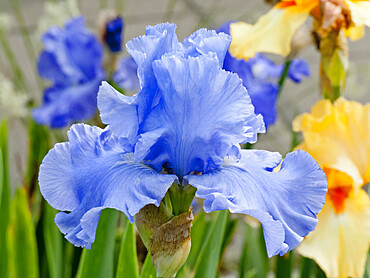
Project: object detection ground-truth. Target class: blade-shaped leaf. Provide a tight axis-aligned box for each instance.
[7,187,39,278]
[116,222,139,278]
[0,120,10,278]
[43,203,63,278]
[140,253,156,278]
[239,222,268,278]
[76,209,119,278]
[193,210,228,278]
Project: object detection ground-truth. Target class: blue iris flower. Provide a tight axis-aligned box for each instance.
[39,23,327,257]
[33,17,105,128]
[104,17,123,52]
[113,56,140,91]
[216,22,310,128]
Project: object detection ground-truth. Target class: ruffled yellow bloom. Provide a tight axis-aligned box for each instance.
[229,0,370,59]
[293,98,370,278]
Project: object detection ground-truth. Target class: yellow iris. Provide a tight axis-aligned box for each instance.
[293,98,370,278]
[229,0,370,59]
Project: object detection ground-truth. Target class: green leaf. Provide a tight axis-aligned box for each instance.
[193,210,228,278]
[7,187,39,278]
[239,222,268,278]
[140,253,156,278]
[43,204,63,278]
[0,120,10,278]
[116,222,139,278]
[76,209,119,278]
[183,211,210,270]
[276,251,293,278]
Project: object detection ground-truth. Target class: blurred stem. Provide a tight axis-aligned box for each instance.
[115,0,124,14]
[0,27,27,90]
[10,0,43,90]
[299,257,313,278]
[277,60,291,96]
[100,0,108,9]
[164,0,178,22]
[275,252,292,278]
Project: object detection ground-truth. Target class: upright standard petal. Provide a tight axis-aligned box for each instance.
[229,5,312,58]
[97,81,139,144]
[107,23,233,142]
[135,54,265,176]
[39,123,176,248]
[293,98,370,189]
[186,149,327,257]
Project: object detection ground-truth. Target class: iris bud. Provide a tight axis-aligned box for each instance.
[135,204,193,278]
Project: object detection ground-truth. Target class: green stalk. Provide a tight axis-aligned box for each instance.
[10,0,43,90]
[0,27,27,90]
[164,0,178,22]
[277,60,291,96]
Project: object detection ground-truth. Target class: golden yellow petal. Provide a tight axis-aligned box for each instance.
[346,0,370,27]
[229,7,310,59]
[293,98,370,189]
[345,25,365,40]
[297,190,370,278]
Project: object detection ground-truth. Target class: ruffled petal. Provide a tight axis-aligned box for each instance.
[112,56,140,91]
[97,81,139,144]
[104,23,233,141]
[32,76,103,128]
[293,98,370,189]
[346,0,370,27]
[298,190,370,278]
[181,28,231,65]
[39,123,177,248]
[229,7,311,58]
[135,54,265,176]
[186,149,327,257]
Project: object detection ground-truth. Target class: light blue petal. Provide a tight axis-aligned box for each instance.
[39,123,177,247]
[186,149,327,257]
[113,56,140,91]
[32,76,103,128]
[97,81,139,144]
[181,28,231,65]
[135,54,265,177]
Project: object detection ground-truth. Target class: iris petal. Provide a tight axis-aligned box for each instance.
[39,123,177,247]
[102,23,233,143]
[186,149,327,257]
[97,81,139,144]
[134,54,264,176]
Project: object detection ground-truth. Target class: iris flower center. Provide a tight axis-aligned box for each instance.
[324,167,353,214]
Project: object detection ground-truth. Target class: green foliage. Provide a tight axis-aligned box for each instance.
[239,222,268,278]
[193,210,228,278]
[43,204,63,278]
[76,209,119,278]
[7,187,39,278]
[140,254,156,278]
[116,222,139,278]
[0,120,10,278]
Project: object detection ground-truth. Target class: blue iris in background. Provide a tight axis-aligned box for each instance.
[39,23,327,257]
[216,22,310,129]
[33,17,105,128]
[104,16,123,52]
[113,56,139,91]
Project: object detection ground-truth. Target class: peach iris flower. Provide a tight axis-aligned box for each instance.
[293,98,370,278]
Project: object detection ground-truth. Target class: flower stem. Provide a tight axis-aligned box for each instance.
[277,60,291,96]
